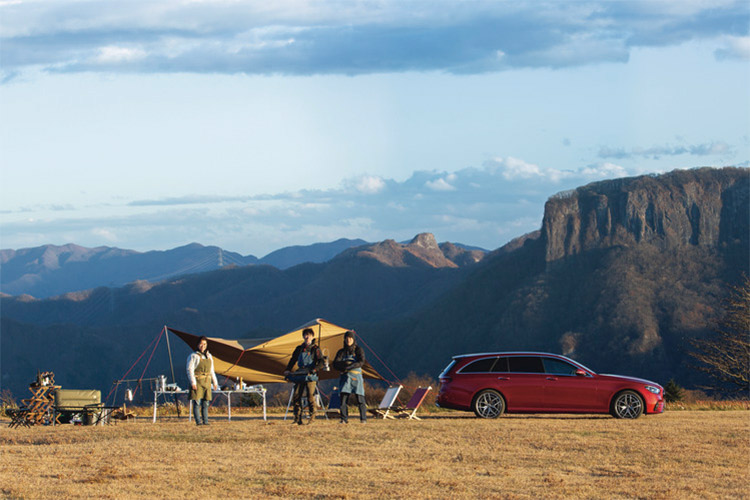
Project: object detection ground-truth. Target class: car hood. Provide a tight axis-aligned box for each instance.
[597,374,661,387]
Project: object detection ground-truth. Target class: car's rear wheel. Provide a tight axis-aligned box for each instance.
[472,389,505,418]
[611,390,644,419]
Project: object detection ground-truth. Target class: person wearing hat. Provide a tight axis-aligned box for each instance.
[187,336,219,426]
[284,327,324,424]
[333,330,367,424]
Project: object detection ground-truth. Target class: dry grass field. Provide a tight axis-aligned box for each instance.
[1,409,748,499]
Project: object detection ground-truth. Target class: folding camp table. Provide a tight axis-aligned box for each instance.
[152,386,267,423]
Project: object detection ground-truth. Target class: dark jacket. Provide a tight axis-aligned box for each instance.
[285,341,324,374]
[333,344,366,373]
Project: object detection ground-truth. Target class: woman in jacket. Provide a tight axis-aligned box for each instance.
[333,331,367,424]
[186,336,219,426]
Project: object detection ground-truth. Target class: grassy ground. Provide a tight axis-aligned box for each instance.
[1,409,748,499]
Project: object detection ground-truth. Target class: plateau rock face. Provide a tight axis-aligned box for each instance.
[542,167,749,262]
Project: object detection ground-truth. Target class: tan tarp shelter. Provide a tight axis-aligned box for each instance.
[169,319,385,384]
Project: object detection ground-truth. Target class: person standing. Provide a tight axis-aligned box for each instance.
[284,328,323,425]
[187,336,219,426]
[333,331,367,424]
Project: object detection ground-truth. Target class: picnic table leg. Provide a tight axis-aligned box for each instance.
[152,391,157,423]
[227,392,231,421]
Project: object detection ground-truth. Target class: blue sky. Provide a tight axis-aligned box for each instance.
[1,1,748,257]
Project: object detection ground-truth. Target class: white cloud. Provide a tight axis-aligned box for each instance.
[489,156,545,180]
[352,175,386,194]
[580,162,629,178]
[599,141,737,159]
[425,177,456,191]
[95,46,147,63]
[715,35,750,61]
[91,227,118,242]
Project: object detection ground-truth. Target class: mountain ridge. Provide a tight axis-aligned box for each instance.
[1,236,486,299]
[335,232,486,268]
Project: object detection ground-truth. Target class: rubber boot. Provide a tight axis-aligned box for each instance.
[304,406,315,425]
[359,399,367,424]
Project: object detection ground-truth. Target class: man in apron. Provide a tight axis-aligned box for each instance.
[284,328,323,425]
[187,336,219,426]
[333,331,367,424]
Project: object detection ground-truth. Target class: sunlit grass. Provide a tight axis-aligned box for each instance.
[666,400,750,411]
[1,409,748,499]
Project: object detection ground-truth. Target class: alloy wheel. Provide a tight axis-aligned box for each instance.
[473,390,505,418]
[613,391,644,419]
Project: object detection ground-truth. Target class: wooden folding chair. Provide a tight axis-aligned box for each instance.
[368,385,402,419]
[394,386,432,420]
[7,408,32,428]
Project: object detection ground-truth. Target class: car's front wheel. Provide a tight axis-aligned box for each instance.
[611,390,644,419]
[472,389,505,418]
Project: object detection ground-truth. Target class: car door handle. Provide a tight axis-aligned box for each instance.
[546,377,558,381]
[497,376,509,380]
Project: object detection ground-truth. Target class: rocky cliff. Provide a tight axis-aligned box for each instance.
[542,167,749,262]
[335,233,485,268]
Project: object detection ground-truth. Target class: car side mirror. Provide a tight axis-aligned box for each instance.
[575,369,587,377]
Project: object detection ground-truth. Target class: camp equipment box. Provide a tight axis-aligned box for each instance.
[54,389,102,425]
[54,389,101,408]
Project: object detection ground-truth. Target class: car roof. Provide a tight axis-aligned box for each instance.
[448,352,597,375]
[452,351,565,359]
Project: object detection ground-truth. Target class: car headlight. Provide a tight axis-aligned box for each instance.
[645,385,661,394]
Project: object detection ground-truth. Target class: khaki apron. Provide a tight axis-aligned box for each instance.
[190,355,213,401]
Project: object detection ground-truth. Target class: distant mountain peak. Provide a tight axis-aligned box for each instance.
[408,232,439,250]
[338,233,485,268]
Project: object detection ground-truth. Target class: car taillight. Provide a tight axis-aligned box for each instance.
[438,378,450,392]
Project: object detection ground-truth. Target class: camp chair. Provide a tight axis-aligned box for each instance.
[368,385,402,419]
[393,386,432,420]
[325,390,342,420]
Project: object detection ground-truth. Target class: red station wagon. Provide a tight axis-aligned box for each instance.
[437,352,664,419]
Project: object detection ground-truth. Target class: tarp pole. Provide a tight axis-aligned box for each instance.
[164,325,176,384]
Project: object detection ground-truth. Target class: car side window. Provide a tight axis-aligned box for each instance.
[542,357,579,375]
[460,357,498,373]
[507,356,544,373]
[491,357,509,372]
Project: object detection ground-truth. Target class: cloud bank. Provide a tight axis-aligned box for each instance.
[3,159,638,255]
[2,1,748,79]
[599,141,736,160]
